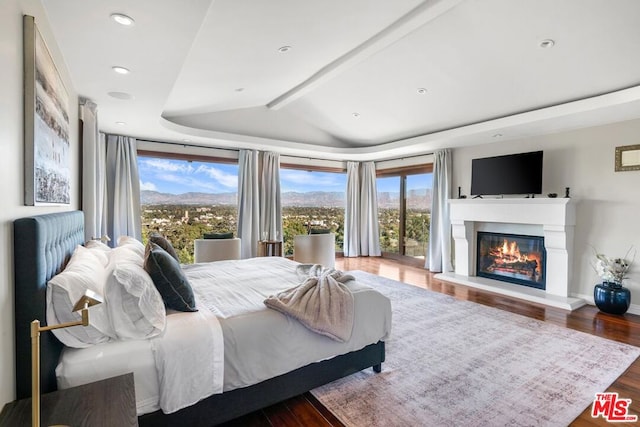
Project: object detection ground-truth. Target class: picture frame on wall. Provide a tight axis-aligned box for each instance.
[615,144,640,172]
[23,15,70,206]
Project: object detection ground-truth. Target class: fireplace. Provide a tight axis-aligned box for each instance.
[437,199,583,310]
[476,232,546,290]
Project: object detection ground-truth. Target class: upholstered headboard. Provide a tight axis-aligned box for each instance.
[13,211,84,399]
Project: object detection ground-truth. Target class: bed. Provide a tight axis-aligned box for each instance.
[14,211,389,426]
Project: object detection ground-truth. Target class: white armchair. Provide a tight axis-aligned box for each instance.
[293,233,336,268]
[194,238,241,263]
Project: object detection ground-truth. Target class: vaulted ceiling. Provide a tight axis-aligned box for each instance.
[42,0,640,160]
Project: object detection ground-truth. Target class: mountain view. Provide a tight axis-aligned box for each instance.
[140,189,431,208]
[141,191,237,206]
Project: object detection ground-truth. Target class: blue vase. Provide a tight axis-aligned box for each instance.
[594,282,631,315]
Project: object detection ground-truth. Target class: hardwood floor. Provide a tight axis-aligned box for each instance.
[220,256,640,427]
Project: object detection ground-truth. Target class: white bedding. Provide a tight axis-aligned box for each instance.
[150,307,223,414]
[187,257,392,391]
[57,257,392,415]
[56,334,160,414]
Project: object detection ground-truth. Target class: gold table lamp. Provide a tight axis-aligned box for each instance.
[30,289,103,427]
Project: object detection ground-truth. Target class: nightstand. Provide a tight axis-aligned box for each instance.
[258,240,283,256]
[0,373,137,427]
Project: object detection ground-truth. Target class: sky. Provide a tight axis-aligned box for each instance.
[138,156,431,194]
[279,169,345,193]
[138,157,238,194]
[374,174,433,192]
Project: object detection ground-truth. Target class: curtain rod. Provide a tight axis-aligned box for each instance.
[135,138,433,164]
[136,139,239,153]
[375,153,435,163]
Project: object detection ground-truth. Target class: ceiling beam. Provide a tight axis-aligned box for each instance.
[266,0,465,110]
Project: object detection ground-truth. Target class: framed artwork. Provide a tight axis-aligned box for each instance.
[23,15,70,205]
[615,144,640,172]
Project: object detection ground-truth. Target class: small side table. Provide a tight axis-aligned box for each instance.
[258,240,283,257]
[0,373,138,427]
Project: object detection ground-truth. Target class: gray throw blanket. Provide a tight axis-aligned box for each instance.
[264,264,355,342]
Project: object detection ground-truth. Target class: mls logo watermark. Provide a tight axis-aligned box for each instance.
[591,392,638,423]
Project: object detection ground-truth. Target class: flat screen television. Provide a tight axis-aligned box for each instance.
[470,151,543,196]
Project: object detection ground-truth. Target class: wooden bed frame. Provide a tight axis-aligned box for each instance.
[14,211,385,426]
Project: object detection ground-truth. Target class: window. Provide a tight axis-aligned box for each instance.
[138,154,238,263]
[377,167,432,259]
[280,168,346,256]
[377,176,400,254]
[405,174,431,257]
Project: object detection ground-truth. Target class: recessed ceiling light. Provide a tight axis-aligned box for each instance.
[112,66,130,75]
[278,46,292,53]
[110,13,135,26]
[539,39,555,49]
[416,88,428,95]
[116,121,126,126]
[108,91,134,100]
[352,112,361,118]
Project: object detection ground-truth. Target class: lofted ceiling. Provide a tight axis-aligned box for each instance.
[42,0,640,161]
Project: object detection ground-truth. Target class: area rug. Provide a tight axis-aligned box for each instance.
[311,271,640,427]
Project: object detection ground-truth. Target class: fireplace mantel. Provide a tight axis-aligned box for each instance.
[435,198,585,310]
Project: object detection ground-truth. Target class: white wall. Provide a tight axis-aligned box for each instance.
[0,0,79,406]
[451,119,640,311]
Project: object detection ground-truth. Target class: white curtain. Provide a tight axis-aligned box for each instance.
[427,149,452,272]
[104,134,142,242]
[80,100,107,242]
[359,162,381,256]
[237,150,260,258]
[259,152,282,241]
[344,161,381,257]
[344,162,360,257]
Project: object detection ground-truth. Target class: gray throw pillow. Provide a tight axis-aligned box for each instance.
[144,242,197,312]
[203,232,234,239]
[148,232,180,262]
[309,228,331,234]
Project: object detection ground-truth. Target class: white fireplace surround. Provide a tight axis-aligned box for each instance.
[434,198,586,310]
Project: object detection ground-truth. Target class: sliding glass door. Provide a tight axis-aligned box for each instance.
[405,174,431,257]
[377,176,400,254]
[377,169,432,259]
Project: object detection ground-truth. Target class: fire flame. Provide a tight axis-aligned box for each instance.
[487,238,542,271]
[480,236,544,283]
[497,239,528,262]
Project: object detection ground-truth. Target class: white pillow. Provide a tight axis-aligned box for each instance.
[105,263,166,340]
[117,236,145,260]
[46,246,114,348]
[85,239,111,252]
[108,244,144,267]
[83,241,110,267]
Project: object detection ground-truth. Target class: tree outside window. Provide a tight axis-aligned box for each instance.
[138,155,238,263]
